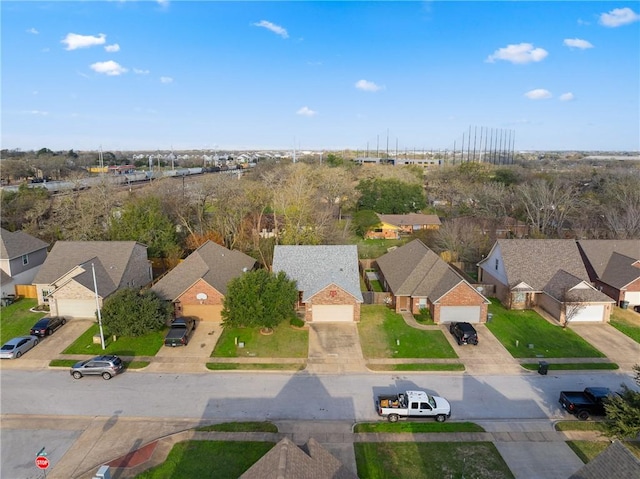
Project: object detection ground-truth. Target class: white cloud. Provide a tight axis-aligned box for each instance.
[599,7,640,27]
[563,38,593,49]
[90,60,127,76]
[524,89,552,100]
[27,28,39,35]
[157,0,170,7]
[133,68,150,75]
[160,76,173,83]
[105,43,120,52]
[559,92,575,102]
[355,79,383,92]
[253,20,289,39]
[486,43,548,64]
[62,33,106,50]
[23,110,48,116]
[296,106,317,117]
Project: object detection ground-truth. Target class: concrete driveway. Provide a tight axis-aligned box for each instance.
[307,323,366,373]
[568,322,639,371]
[154,321,221,359]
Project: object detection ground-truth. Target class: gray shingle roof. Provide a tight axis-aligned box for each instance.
[577,239,640,278]
[542,270,615,303]
[272,245,363,302]
[569,441,640,479]
[0,228,49,259]
[151,241,256,300]
[600,252,640,289]
[33,241,144,298]
[495,239,590,290]
[239,437,357,479]
[377,239,487,303]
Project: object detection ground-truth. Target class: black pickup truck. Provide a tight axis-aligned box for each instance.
[164,317,196,347]
[559,387,611,420]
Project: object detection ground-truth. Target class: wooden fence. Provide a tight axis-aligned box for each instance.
[15,284,37,299]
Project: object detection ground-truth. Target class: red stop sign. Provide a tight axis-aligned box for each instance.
[35,456,49,470]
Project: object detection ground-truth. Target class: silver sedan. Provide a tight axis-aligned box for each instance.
[0,336,39,359]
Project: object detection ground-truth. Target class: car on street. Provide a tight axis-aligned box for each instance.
[0,336,39,359]
[449,322,479,345]
[29,316,67,337]
[70,355,124,380]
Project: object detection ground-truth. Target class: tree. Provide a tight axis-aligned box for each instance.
[604,365,640,439]
[356,178,426,214]
[352,210,381,238]
[222,269,298,330]
[101,288,172,337]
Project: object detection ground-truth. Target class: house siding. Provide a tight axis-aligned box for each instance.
[480,269,511,305]
[6,248,48,276]
[49,281,99,317]
[305,284,361,322]
[175,279,224,320]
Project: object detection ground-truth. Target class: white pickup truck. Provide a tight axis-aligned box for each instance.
[376,390,451,423]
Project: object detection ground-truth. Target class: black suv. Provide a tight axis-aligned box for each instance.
[449,322,479,345]
[30,316,66,337]
[70,355,124,380]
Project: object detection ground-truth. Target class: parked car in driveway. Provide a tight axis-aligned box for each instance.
[0,336,39,359]
[29,316,67,337]
[70,355,124,380]
[449,322,479,345]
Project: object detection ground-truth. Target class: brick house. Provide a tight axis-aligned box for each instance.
[151,241,257,322]
[32,241,152,319]
[376,239,489,323]
[272,245,363,322]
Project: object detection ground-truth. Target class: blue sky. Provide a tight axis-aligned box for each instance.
[2,1,639,152]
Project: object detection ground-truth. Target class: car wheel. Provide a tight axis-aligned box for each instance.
[388,414,399,423]
[72,371,82,379]
[436,414,447,423]
[33,339,39,346]
[16,351,22,358]
[577,410,590,421]
[61,318,67,325]
[457,337,462,345]
[46,328,52,336]
[102,372,112,380]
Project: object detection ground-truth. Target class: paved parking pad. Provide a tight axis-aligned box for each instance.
[154,321,221,359]
[494,441,583,479]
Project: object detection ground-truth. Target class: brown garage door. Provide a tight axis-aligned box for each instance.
[182,304,222,322]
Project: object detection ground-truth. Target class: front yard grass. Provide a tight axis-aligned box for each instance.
[212,322,308,358]
[358,305,457,359]
[134,441,275,479]
[367,363,464,372]
[355,442,514,479]
[195,421,278,433]
[566,440,610,463]
[521,362,618,371]
[0,299,46,344]
[610,308,640,343]
[485,300,605,358]
[62,323,164,357]
[206,362,305,371]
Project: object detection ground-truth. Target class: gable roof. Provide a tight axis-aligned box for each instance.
[600,252,640,289]
[0,228,49,260]
[33,241,146,297]
[577,239,640,278]
[377,213,441,227]
[542,269,614,303]
[239,437,357,479]
[272,245,363,303]
[569,440,640,479]
[377,239,488,303]
[482,239,590,291]
[151,241,256,300]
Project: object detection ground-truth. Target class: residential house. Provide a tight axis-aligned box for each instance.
[365,213,441,240]
[151,241,256,322]
[272,245,363,322]
[239,437,357,479]
[376,239,490,323]
[569,440,640,479]
[478,239,614,323]
[33,241,152,319]
[577,240,640,307]
[0,228,49,298]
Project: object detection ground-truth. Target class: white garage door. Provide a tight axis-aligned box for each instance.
[312,305,353,322]
[55,299,97,319]
[572,305,604,322]
[439,306,481,323]
[624,292,640,306]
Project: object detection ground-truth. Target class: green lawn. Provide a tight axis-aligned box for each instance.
[212,321,308,358]
[367,363,464,372]
[485,300,605,358]
[206,362,305,371]
[195,422,278,433]
[358,305,457,359]
[554,421,608,432]
[63,323,165,357]
[566,441,610,463]
[354,422,485,433]
[610,309,640,343]
[355,442,514,479]
[521,362,618,371]
[357,239,408,259]
[0,299,46,344]
[134,441,275,479]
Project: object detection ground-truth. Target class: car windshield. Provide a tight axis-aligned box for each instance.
[428,396,437,408]
[34,320,48,327]
[1,344,15,350]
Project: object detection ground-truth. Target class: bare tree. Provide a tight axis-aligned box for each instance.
[516,178,579,237]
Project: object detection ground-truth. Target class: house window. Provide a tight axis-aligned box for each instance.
[418,298,427,308]
[22,254,29,266]
[42,290,50,303]
[495,259,499,270]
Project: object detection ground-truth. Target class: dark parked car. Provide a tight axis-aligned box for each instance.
[30,316,66,337]
[70,355,124,380]
[449,322,479,345]
[559,387,612,420]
